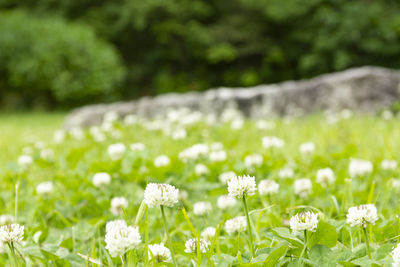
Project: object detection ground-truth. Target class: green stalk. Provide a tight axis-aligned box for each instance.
[120,254,125,267]
[363,227,372,259]
[160,206,177,266]
[15,182,19,222]
[8,242,19,267]
[242,196,255,258]
[299,230,307,260]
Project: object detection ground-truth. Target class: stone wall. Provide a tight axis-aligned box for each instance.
[64,66,400,129]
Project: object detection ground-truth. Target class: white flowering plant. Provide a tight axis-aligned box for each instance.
[1,111,400,266]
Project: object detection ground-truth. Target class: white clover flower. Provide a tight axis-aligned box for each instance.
[220,108,242,122]
[256,120,275,130]
[34,141,45,150]
[36,181,54,195]
[103,111,119,123]
[392,178,400,189]
[381,159,397,170]
[210,142,224,151]
[69,127,85,140]
[148,243,171,263]
[124,114,138,125]
[107,143,126,161]
[299,142,315,154]
[106,220,127,232]
[382,110,393,120]
[93,172,111,187]
[22,146,33,155]
[180,111,203,125]
[89,126,106,142]
[217,195,237,210]
[101,121,115,132]
[392,243,400,267]
[225,216,247,234]
[228,175,257,198]
[184,238,209,253]
[278,167,294,179]
[130,143,145,151]
[346,204,378,228]
[209,150,227,162]
[18,155,33,169]
[340,109,353,119]
[258,180,279,196]
[201,227,216,242]
[144,183,179,208]
[0,215,14,225]
[316,168,335,187]
[289,212,319,232]
[294,178,312,198]
[111,197,128,216]
[195,164,209,176]
[154,155,170,167]
[219,171,236,184]
[193,202,212,216]
[0,224,24,244]
[105,220,141,257]
[230,119,244,130]
[53,130,66,144]
[171,128,187,140]
[262,136,284,149]
[349,158,373,177]
[179,190,189,200]
[178,144,209,162]
[244,154,263,167]
[40,149,54,161]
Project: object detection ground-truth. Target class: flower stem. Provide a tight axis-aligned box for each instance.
[363,227,372,259]
[8,242,19,267]
[120,254,125,267]
[161,206,177,266]
[242,196,255,258]
[299,230,307,260]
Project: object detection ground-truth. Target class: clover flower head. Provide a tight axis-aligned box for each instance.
[258,180,279,195]
[184,238,209,253]
[148,243,171,263]
[316,168,335,187]
[227,175,257,198]
[107,143,126,161]
[0,224,24,244]
[225,216,247,234]
[346,204,378,228]
[105,220,141,257]
[294,178,312,198]
[217,195,237,210]
[144,183,179,208]
[111,197,128,215]
[289,211,319,232]
[93,172,111,187]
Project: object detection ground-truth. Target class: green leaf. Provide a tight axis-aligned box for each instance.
[270,227,303,247]
[308,221,337,248]
[264,245,288,265]
[309,245,336,267]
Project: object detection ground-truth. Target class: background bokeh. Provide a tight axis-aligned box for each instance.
[1,0,400,109]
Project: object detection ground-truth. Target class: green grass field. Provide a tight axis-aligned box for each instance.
[0,111,400,266]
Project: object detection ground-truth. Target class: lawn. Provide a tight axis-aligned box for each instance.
[0,110,399,266]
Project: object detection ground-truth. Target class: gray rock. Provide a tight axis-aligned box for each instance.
[64,66,400,129]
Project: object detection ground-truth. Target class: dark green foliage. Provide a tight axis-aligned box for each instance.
[0,10,125,109]
[1,0,400,108]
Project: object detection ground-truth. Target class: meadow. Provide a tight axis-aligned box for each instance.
[1,110,400,266]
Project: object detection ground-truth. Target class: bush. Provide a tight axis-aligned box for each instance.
[0,10,125,109]
[1,1,400,105]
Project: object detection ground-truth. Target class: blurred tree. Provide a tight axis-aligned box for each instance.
[0,10,125,109]
[1,0,400,108]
